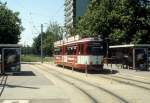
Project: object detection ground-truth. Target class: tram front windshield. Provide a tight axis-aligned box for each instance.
[87,42,103,55]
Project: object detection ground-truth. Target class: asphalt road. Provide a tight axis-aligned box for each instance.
[1,63,150,103]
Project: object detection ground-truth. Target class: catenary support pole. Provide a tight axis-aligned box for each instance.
[41,24,43,63]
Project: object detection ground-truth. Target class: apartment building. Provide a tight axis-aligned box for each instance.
[64,0,90,28]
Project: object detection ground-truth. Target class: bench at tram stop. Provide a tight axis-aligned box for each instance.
[103,57,117,68]
[103,56,133,69]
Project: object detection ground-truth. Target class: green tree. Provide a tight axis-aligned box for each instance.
[77,0,112,38]
[77,0,150,44]
[108,0,150,44]
[67,25,76,36]
[32,22,63,56]
[32,34,41,55]
[0,2,23,44]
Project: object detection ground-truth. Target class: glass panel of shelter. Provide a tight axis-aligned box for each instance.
[109,47,133,69]
[109,47,149,70]
[134,48,148,70]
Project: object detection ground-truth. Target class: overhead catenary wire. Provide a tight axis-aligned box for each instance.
[52,4,64,19]
[10,0,64,43]
[14,0,40,43]
[16,0,64,25]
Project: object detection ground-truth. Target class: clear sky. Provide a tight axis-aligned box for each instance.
[1,0,65,46]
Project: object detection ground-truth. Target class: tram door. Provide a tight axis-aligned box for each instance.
[2,48,21,73]
[135,48,148,70]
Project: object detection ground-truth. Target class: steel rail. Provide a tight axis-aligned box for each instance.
[36,64,129,103]
[33,64,98,103]
[113,75,150,85]
[98,75,150,91]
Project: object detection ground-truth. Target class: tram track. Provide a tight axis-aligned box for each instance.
[112,75,150,85]
[98,74,150,91]
[119,73,150,81]
[32,64,98,103]
[32,64,130,103]
[0,75,8,97]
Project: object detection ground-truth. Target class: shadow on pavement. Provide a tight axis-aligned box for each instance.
[13,71,36,76]
[0,76,8,96]
[87,69,118,74]
[5,84,39,89]
[57,65,118,74]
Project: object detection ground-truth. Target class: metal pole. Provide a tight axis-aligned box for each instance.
[85,61,88,77]
[146,48,149,71]
[72,55,74,73]
[24,42,26,56]
[110,59,113,84]
[41,24,43,63]
[106,38,109,67]
[62,56,64,70]
[63,43,64,70]
[133,48,135,70]
[72,64,74,73]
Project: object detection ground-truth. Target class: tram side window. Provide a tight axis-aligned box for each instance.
[78,44,84,55]
[67,46,76,55]
[54,47,61,55]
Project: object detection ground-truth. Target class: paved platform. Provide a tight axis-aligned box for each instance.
[43,63,150,103]
[104,64,150,78]
[0,64,70,103]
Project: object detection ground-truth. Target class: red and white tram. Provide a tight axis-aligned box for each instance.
[54,35,106,70]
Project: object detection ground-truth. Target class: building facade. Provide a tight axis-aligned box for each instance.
[64,0,90,28]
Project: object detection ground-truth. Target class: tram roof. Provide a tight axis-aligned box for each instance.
[110,44,150,48]
[54,38,102,47]
[0,44,22,48]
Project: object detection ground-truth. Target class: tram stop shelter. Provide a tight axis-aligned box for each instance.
[0,44,21,74]
[108,44,150,70]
